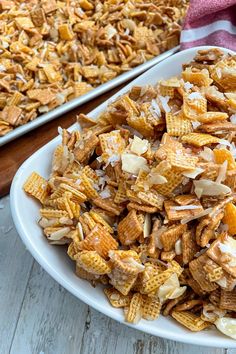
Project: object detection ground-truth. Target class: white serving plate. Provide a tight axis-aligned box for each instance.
[0,46,179,147]
[11,46,236,348]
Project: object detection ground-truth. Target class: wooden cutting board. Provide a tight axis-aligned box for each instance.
[0,84,125,197]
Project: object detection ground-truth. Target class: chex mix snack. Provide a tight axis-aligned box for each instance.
[24,48,236,340]
[0,0,188,136]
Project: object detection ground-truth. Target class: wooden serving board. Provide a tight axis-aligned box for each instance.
[0,84,124,197]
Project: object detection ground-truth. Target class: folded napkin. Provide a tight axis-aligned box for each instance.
[180,0,236,51]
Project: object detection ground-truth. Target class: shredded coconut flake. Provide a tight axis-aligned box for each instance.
[150,99,161,117]
[122,257,145,271]
[182,167,204,179]
[191,121,201,129]
[58,126,63,135]
[122,125,143,138]
[218,237,236,259]
[121,153,148,175]
[96,156,103,162]
[175,239,182,255]
[159,95,170,113]
[193,179,231,197]
[0,64,6,72]
[188,92,203,100]
[216,160,228,184]
[106,24,117,39]
[100,189,111,199]
[218,139,231,147]
[48,227,70,241]
[230,114,236,125]
[171,205,200,211]
[130,135,149,155]
[183,81,193,91]
[216,68,222,79]
[107,154,120,167]
[181,208,213,224]
[199,147,215,162]
[16,73,27,83]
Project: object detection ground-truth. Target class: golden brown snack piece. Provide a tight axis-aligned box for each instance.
[189,254,219,292]
[182,230,199,265]
[75,251,111,275]
[124,293,143,324]
[118,210,143,245]
[171,311,211,331]
[160,224,187,252]
[23,172,50,204]
[207,234,236,278]
[220,289,236,311]
[104,288,132,308]
[78,224,118,258]
[108,250,144,296]
[142,296,162,321]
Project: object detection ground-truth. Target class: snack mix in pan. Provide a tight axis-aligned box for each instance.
[24,48,236,340]
[0,0,188,136]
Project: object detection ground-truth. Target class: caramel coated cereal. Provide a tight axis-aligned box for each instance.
[24,49,236,339]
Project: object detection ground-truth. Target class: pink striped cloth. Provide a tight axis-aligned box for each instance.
[180,0,236,51]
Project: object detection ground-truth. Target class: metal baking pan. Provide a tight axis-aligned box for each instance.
[0,46,179,146]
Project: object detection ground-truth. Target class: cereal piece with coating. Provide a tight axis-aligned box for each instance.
[78,224,118,258]
[196,197,233,247]
[207,233,236,278]
[80,174,99,199]
[220,288,236,311]
[160,224,187,252]
[172,311,211,331]
[183,92,207,119]
[142,296,162,321]
[124,293,143,324]
[164,200,203,221]
[99,130,126,163]
[153,161,184,196]
[189,254,219,292]
[167,151,198,171]
[108,250,144,295]
[23,172,49,204]
[104,288,132,308]
[166,112,193,137]
[74,134,99,163]
[182,69,213,87]
[182,230,199,265]
[181,133,220,147]
[75,251,111,275]
[75,264,99,282]
[1,105,22,126]
[118,210,143,245]
[137,190,164,209]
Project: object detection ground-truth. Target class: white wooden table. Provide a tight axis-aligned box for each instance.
[1,195,235,354]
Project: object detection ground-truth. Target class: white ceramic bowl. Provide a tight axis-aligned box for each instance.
[11,46,236,348]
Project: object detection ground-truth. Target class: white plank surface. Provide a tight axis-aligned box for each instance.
[0,196,34,354]
[0,195,231,354]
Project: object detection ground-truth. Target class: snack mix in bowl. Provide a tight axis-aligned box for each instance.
[24,48,236,340]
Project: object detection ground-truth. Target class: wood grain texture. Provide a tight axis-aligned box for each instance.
[0,196,34,354]
[0,85,124,197]
[10,262,88,354]
[0,196,230,354]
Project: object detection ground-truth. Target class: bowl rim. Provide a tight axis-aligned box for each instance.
[10,45,236,348]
